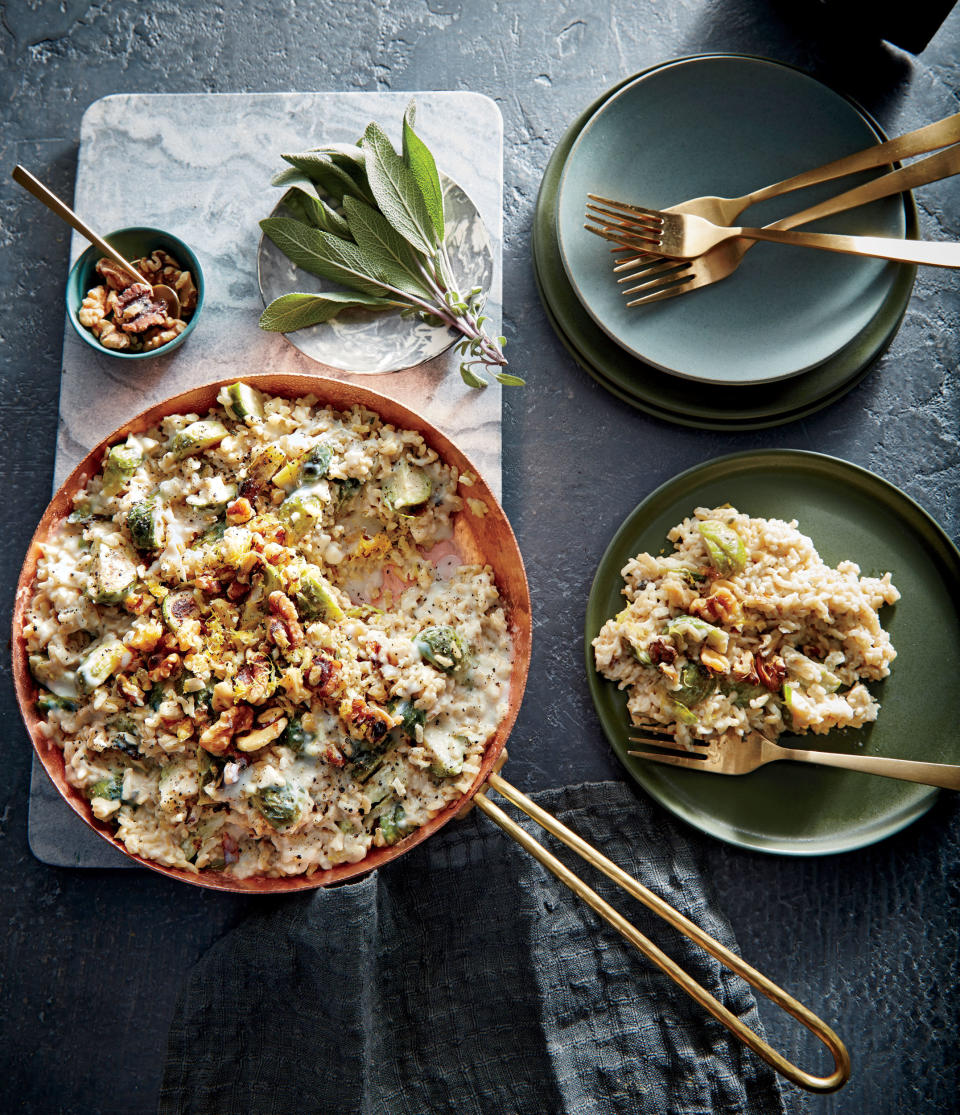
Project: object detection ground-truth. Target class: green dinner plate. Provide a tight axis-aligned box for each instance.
[584,451,960,855]
[533,57,918,429]
[557,56,910,385]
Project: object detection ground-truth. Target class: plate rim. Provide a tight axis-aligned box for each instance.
[583,448,960,856]
[555,53,913,386]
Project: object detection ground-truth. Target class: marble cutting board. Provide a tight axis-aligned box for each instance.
[27,90,504,868]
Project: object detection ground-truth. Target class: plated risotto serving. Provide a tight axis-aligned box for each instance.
[593,506,900,749]
[21,383,513,878]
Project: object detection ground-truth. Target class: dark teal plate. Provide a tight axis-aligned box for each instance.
[533,57,917,429]
[584,451,960,855]
[557,55,909,385]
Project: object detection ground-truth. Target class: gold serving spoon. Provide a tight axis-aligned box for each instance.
[11,164,181,318]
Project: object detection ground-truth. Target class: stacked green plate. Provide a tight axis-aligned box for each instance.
[533,56,918,430]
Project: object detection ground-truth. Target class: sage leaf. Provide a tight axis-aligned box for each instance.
[281,186,351,239]
[460,366,488,389]
[362,122,437,255]
[281,151,374,205]
[342,196,432,300]
[259,218,386,298]
[494,373,526,386]
[260,291,397,332]
[402,102,444,243]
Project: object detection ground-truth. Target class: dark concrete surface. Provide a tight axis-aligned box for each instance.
[1,2,958,1113]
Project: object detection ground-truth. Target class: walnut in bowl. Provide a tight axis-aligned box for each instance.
[66,227,204,361]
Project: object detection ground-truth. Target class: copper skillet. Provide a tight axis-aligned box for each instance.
[12,373,848,1094]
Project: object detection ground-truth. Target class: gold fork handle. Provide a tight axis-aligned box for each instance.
[11,165,150,286]
[734,226,960,268]
[771,142,960,232]
[775,747,960,790]
[743,111,960,208]
[476,773,850,1093]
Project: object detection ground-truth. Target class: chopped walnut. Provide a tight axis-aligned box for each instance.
[235,716,288,753]
[96,258,137,290]
[700,647,730,674]
[77,285,108,328]
[338,696,398,745]
[140,319,186,351]
[307,652,343,698]
[690,585,743,627]
[198,705,254,755]
[267,591,304,653]
[80,250,196,353]
[93,319,137,351]
[647,637,676,665]
[226,497,255,525]
[755,655,786,692]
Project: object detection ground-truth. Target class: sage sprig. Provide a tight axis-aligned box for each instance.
[259,101,522,389]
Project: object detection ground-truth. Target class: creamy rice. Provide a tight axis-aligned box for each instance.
[23,383,512,877]
[593,506,899,747]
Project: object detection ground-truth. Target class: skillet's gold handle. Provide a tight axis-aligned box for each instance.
[474,772,850,1094]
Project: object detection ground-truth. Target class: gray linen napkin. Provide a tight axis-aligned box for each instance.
[159,781,784,1115]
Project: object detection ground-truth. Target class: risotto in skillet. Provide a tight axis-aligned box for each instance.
[593,506,899,748]
[23,383,512,877]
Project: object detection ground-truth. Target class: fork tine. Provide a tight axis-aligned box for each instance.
[626,276,703,308]
[618,257,690,288]
[613,251,658,271]
[620,262,695,297]
[626,748,709,769]
[587,193,665,220]
[583,222,660,251]
[585,201,662,231]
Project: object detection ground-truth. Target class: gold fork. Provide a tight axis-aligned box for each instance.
[585,141,960,305]
[589,200,960,270]
[627,729,960,788]
[610,110,960,231]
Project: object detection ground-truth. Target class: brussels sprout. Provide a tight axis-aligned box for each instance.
[170,419,229,460]
[428,733,468,778]
[68,501,96,525]
[146,682,167,711]
[697,520,747,577]
[673,663,715,708]
[333,477,362,506]
[246,445,286,488]
[295,567,344,622]
[35,690,77,714]
[127,497,164,553]
[88,770,124,802]
[665,614,728,652]
[378,803,410,846]
[253,784,303,831]
[101,441,142,497]
[195,517,228,547]
[415,625,469,673]
[225,382,264,421]
[29,657,79,700]
[186,479,238,510]
[669,700,700,727]
[273,442,332,489]
[277,493,324,541]
[300,443,333,483]
[88,541,138,604]
[388,698,425,741]
[281,716,313,754]
[383,460,432,514]
[106,715,140,756]
[162,587,202,631]
[77,636,128,693]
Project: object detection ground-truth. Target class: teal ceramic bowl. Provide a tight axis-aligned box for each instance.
[66,227,204,360]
